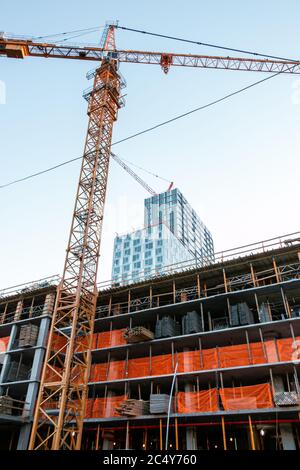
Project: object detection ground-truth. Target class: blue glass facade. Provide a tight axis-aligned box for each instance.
[111,188,214,284]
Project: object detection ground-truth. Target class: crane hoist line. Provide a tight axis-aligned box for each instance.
[1,22,299,451]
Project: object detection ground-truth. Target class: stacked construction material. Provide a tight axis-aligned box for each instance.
[6,361,30,382]
[155,316,181,339]
[0,396,13,415]
[115,399,150,417]
[150,394,172,414]
[274,392,300,406]
[182,311,202,335]
[230,302,254,326]
[18,324,39,348]
[124,327,154,343]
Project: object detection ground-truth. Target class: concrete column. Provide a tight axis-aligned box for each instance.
[273,375,297,450]
[185,382,197,450]
[0,324,18,389]
[17,316,50,450]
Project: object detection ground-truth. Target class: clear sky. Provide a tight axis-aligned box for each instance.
[1,0,300,289]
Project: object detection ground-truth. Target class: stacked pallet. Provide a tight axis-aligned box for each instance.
[155,316,181,339]
[150,394,172,414]
[182,311,202,335]
[124,327,154,343]
[115,399,150,417]
[6,361,30,382]
[0,396,13,415]
[18,324,39,348]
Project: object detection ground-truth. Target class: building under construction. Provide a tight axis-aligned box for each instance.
[1,232,300,450]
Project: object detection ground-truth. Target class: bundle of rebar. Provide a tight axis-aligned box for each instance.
[115,399,150,417]
[155,316,181,339]
[150,394,172,414]
[18,324,39,348]
[124,326,154,343]
[182,311,202,335]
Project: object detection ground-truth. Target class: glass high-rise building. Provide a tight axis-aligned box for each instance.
[144,188,214,262]
[111,188,214,285]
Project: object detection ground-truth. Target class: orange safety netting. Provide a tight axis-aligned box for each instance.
[265,339,279,363]
[107,360,126,381]
[250,342,266,364]
[151,353,174,376]
[97,329,127,349]
[128,356,150,378]
[277,337,300,362]
[51,333,67,352]
[76,333,98,352]
[85,398,94,418]
[89,363,108,382]
[220,383,273,410]
[92,395,126,418]
[176,389,219,413]
[44,364,63,382]
[0,336,9,353]
[219,343,251,368]
[177,350,200,373]
[201,348,218,370]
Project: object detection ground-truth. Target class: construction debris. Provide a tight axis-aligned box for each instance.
[115,399,150,417]
[18,324,39,348]
[155,316,181,339]
[0,396,13,415]
[124,326,154,343]
[150,394,172,414]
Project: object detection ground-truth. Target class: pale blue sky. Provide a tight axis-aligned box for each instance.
[1,0,300,288]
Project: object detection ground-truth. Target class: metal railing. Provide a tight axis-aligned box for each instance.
[97,231,300,291]
[0,275,59,300]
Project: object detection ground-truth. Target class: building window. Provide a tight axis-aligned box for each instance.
[156,248,162,255]
[157,240,163,246]
[145,250,152,258]
[134,246,141,253]
[114,267,120,274]
[124,265,130,272]
[124,241,130,249]
[145,242,153,249]
[114,259,120,266]
[133,239,140,246]
[159,211,162,224]
[169,211,174,234]
[115,251,121,258]
[123,257,129,264]
[133,254,139,261]
[124,249,131,256]
[134,262,141,269]
[156,256,163,263]
[145,259,153,266]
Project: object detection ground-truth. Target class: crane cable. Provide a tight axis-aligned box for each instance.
[0,63,298,190]
[116,25,299,63]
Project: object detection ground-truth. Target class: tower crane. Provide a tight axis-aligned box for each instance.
[1,23,299,450]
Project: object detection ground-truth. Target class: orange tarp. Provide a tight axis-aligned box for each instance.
[219,344,250,369]
[51,333,67,352]
[92,395,126,418]
[220,383,273,410]
[177,389,219,413]
[177,350,201,373]
[85,398,94,418]
[128,356,150,378]
[44,364,62,382]
[0,336,9,353]
[151,353,174,376]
